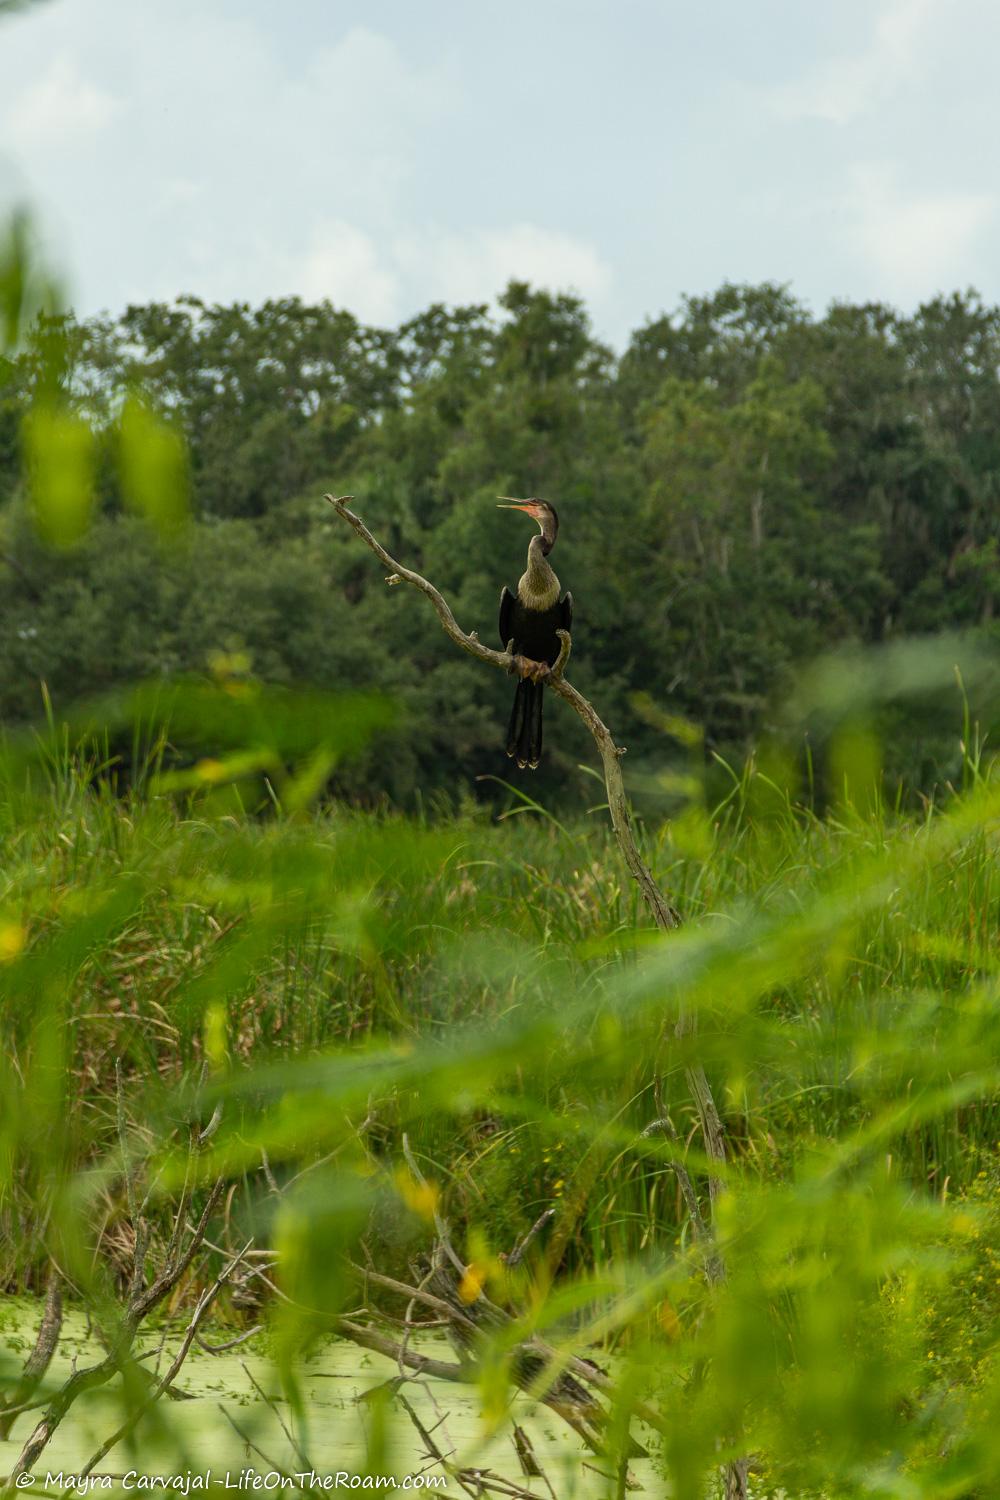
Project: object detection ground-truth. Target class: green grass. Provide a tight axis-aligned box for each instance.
[3,753,999,1247]
[4,737,1000,1496]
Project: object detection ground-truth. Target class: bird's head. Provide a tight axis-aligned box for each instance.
[497,497,559,555]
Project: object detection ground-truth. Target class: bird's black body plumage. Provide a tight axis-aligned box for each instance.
[497,499,573,769]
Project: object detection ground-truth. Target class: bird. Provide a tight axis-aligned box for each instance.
[497,498,573,769]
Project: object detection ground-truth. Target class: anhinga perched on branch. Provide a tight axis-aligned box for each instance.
[497,498,573,769]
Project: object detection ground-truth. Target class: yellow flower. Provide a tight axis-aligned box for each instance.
[394,1168,439,1223]
[194,758,226,784]
[0,920,25,963]
[658,1300,681,1339]
[203,1002,228,1072]
[458,1263,488,1304]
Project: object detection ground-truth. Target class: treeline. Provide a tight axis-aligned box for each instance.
[1,280,998,804]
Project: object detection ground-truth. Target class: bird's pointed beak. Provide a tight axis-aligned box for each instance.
[497,498,534,512]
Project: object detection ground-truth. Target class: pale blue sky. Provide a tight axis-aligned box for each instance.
[1,0,998,344]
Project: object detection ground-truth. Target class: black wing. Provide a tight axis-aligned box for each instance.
[499,585,516,647]
[560,591,573,632]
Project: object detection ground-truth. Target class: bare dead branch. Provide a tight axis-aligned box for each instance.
[134,1180,225,1319]
[198,1101,224,1145]
[333,1318,468,1383]
[346,1261,481,1333]
[396,1395,472,1497]
[217,1406,303,1493]
[6,1180,225,1487]
[240,1359,313,1474]
[512,1424,556,1499]
[260,1149,280,1195]
[195,1324,263,1355]
[0,1272,62,1440]
[641,1118,706,1240]
[78,1237,253,1480]
[505,1209,556,1269]
[398,1393,544,1500]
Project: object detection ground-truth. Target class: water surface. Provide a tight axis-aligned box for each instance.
[1,1300,657,1498]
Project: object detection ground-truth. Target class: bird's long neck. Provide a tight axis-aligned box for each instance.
[518,534,560,610]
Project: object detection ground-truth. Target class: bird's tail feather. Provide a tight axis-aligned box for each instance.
[507,680,544,769]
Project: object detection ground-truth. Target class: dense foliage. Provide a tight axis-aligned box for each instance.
[5,740,1000,1496]
[3,281,999,804]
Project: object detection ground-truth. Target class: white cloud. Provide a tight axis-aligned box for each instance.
[268,221,611,325]
[0,5,464,320]
[283,220,400,324]
[306,27,452,141]
[4,52,121,149]
[771,0,935,124]
[397,224,613,306]
[844,164,995,297]
[6,0,1000,340]
[154,179,204,213]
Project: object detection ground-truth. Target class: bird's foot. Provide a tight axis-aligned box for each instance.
[502,639,518,676]
[517,656,551,683]
[513,636,572,684]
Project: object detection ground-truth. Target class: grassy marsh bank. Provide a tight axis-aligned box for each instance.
[4,746,1000,1496]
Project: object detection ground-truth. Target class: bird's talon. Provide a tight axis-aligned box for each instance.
[520,658,548,683]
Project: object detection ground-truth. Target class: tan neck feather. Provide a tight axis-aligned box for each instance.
[518,535,560,609]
